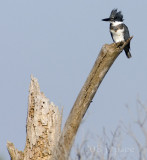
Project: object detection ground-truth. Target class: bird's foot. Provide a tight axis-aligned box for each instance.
[115,41,124,49]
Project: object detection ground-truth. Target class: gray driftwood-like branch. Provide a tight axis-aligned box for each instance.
[7,37,132,160]
[53,37,133,160]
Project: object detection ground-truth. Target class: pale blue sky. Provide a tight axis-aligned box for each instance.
[0,0,147,159]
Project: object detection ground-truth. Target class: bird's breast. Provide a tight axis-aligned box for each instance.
[110,27,124,43]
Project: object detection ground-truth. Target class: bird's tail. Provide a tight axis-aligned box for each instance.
[126,51,132,58]
[124,47,132,58]
[125,51,132,58]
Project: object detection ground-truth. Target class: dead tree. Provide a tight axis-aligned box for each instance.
[7,76,62,160]
[7,38,132,160]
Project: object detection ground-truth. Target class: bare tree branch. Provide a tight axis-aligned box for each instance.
[54,37,133,160]
[124,100,147,160]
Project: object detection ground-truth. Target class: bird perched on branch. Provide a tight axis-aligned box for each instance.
[102,9,131,58]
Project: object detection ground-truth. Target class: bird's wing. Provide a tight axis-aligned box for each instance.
[123,24,130,41]
[110,23,115,42]
[110,32,115,42]
[123,24,130,48]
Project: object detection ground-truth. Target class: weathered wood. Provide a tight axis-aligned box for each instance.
[7,76,62,160]
[7,38,133,160]
[7,141,24,160]
[53,37,133,160]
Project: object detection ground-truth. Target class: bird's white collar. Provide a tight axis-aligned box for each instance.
[111,21,123,26]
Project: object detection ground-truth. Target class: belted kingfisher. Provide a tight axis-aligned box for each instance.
[102,9,131,58]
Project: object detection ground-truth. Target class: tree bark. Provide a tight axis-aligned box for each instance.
[7,76,62,160]
[7,38,132,160]
[53,37,133,160]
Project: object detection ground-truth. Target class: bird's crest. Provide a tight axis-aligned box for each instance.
[110,9,123,21]
[110,9,118,19]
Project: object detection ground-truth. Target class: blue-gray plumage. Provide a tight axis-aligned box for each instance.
[102,9,131,58]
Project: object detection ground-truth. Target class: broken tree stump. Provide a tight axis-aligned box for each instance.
[7,76,62,160]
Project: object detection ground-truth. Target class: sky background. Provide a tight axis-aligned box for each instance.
[0,0,147,159]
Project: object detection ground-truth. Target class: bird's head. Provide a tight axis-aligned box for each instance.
[102,9,124,23]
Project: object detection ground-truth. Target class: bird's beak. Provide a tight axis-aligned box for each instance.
[102,18,111,21]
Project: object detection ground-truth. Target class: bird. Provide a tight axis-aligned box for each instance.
[102,9,131,58]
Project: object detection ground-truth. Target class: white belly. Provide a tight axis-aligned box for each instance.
[111,28,124,43]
